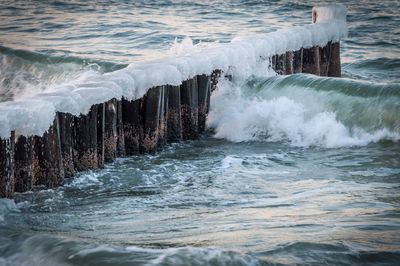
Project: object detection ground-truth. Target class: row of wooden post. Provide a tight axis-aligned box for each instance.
[0,42,340,198]
[0,74,212,198]
[271,41,341,77]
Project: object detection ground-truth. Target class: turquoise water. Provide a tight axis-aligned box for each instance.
[1,1,400,265]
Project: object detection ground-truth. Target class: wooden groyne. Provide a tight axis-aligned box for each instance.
[0,6,345,198]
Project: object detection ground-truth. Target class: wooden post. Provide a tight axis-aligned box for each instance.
[141,86,162,153]
[302,46,320,75]
[104,99,118,162]
[116,100,126,157]
[97,103,105,168]
[328,42,341,77]
[167,85,182,142]
[74,105,99,171]
[197,74,211,133]
[285,51,294,75]
[122,98,142,155]
[14,135,33,192]
[274,53,287,75]
[0,132,15,198]
[158,86,168,148]
[180,77,199,140]
[319,41,332,76]
[58,112,75,178]
[32,118,64,188]
[293,49,303,73]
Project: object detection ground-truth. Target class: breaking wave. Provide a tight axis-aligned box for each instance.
[207,74,400,147]
[0,45,126,102]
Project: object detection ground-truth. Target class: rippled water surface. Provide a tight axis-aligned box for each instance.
[1,0,400,265]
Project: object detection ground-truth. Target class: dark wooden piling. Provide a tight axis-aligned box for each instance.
[197,74,211,133]
[97,104,105,168]
[319,41,331,76]
[293,49,303,73]
[328,42,341,77]
[167,85,182,142]
[285,51,294,75]
[158,86,168,148]
[180,77,199,140]
[116,100,126,157]
[104,99,118,162]
[0,132,15,198]
[274,53,287,75]
[141,86,162,153]
[32,118,64,188]
[14,135,33,192]
[58,112,75,178]
[122,98,142,155]
[74,106,99,171]
[302,47,320,75]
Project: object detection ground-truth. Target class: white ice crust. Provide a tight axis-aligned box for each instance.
[0,5,347,139]
[312,4,347,23]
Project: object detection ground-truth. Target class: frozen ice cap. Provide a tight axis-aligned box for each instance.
[312,4,347,23]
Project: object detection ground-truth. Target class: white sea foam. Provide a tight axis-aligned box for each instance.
[207,79,400,148]
[0,5,347,138]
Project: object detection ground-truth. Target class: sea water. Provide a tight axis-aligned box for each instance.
[0,0,399,265]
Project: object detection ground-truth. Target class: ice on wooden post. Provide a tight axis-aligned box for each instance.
[312,4,346,77]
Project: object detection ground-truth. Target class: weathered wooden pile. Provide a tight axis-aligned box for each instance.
[0,38,341,198]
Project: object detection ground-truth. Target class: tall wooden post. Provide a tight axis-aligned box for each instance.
[141,86,162,153]
[167,85,182,142]
[74,106,99,171]
[122,98,142,155]
[180,77,199,140]
[14,135,33,192]
[58,112,75,178]
[32,118,64,188]
[197,74,211,133]
[0,132,15,198]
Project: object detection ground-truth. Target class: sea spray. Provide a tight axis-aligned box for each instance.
[207,75,400,147]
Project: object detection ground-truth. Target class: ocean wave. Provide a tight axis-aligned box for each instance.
[0,234,262,266]
[0,45,126,102]
[207,75,400,147]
